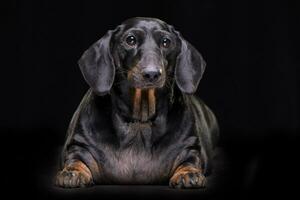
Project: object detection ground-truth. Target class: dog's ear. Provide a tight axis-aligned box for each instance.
[170,26,206,94]
[78,26,122,96]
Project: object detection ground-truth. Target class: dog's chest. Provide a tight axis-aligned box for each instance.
[103,122,171,183]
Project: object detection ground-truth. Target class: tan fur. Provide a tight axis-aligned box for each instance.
[132,88,156,121]
[170,165,204,187]
[148,88,156,118]
[64,160,93,180]
[56,160,94,187]
[133,88,142,119]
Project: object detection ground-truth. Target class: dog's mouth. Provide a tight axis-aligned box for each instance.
[130,78,165,89]
[132,88,156,122]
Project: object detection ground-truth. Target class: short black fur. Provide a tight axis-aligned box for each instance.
[56,17,219,188]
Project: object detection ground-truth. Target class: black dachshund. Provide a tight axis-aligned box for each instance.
[55,17,219,189]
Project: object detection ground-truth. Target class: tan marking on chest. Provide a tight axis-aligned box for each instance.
[132,88,156,122]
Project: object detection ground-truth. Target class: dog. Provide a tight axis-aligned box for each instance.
[55,17,219,189]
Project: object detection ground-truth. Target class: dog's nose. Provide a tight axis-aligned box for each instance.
[142,69,162,82]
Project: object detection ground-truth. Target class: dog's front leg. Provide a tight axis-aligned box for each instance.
[55,160,93,188]
[169,151,206,189]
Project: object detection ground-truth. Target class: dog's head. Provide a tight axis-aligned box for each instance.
[78,17,206,96]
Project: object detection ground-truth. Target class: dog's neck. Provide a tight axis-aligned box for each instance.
[111,84,174,123]
[132,88,156,122]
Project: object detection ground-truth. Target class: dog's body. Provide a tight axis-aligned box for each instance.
[56,17,219,188]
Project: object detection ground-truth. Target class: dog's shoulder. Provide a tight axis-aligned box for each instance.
[66,89,94,136]
[184,94,219,147]
[65,89,113,139]
[184,95,218,128]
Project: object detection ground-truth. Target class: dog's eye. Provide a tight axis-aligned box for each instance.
[161,38,171,48]
[126,35,137,46]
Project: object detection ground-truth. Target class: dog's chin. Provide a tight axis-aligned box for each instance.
[131,81,165,90]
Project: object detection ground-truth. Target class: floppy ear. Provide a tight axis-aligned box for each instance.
[78,26,121,96]
[172,28,206,94]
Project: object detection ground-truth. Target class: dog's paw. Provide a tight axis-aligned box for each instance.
[55,169,93,188]
[169,171,206,189]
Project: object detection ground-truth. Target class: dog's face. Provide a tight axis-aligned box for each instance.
[78,17,206,95]
[112,18,179,89]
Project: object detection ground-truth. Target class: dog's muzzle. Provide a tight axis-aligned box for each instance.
[128,65,165,89]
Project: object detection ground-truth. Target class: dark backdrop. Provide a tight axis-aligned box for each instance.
[3,0,299,199]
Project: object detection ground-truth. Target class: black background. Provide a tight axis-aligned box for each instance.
[2,0,300,199]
